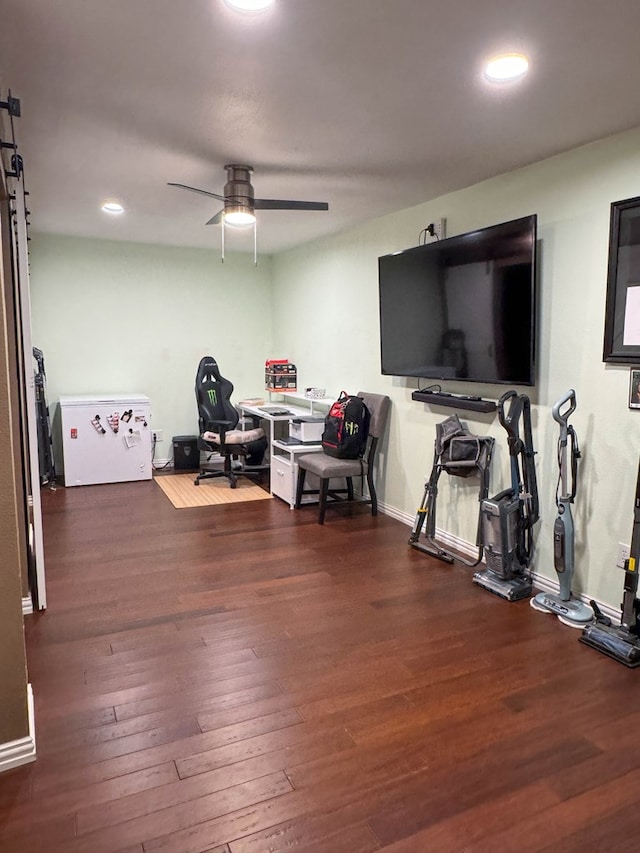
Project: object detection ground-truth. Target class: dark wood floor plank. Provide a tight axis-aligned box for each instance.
[81,728,357,838]
[114,680,284,724]
[0,813,76,853]
[466,765,640,853]
[3,762,178,834]
[30,711,301,798]
[229,819,381,853]
[62,772,291,853]
[174,715,355,779]
[368,780,559,852]
[537,799,639,852]
[0,481,637,853]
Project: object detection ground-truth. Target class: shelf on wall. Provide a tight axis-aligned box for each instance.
[411,390,497,413]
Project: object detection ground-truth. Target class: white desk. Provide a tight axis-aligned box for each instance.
[237,402,315,447]
[237,400,326,507]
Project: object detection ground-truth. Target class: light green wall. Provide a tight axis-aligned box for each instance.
[29,236,274,461]
[28,126,640,611]
[272,126,640,610]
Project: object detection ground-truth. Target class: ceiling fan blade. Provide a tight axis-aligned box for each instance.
[168,182,225,201]
[253,198,329,211]
[205,210,225,225]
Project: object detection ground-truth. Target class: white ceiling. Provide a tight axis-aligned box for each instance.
[3,0,640,254]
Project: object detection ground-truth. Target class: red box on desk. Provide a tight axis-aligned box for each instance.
[265,359,297,391]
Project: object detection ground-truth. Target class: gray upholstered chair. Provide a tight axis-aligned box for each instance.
[294,391,391,524]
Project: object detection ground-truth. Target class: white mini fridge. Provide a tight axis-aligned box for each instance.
[60,394,152,486]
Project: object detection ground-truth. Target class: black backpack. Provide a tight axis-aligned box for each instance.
[321,392,370,459]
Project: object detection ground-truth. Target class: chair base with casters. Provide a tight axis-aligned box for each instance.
[294,391,390,524]
[194,355,269,489]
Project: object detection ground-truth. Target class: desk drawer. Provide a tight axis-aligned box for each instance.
[271,455,321,506]
[271,456,294,504]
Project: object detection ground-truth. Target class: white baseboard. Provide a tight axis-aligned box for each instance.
[379,501,413,527]
[0,684,36,773]
[22,596,33,615]
[152,458,173,469]
[379,501,622,622]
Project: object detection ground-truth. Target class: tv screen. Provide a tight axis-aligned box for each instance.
[378,215,537,386]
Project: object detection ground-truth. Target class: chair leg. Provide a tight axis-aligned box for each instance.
[223,454,237,488]
[318,478,329,524]
[295,467,306,508]
[367,469,378,516]
[346,477,354,501]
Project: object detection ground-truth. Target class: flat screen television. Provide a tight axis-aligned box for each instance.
[378,214,537,386]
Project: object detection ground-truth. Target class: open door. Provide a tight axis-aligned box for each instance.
[1,93,46,610]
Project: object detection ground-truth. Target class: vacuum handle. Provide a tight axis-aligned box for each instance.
[497,389,520,437]
[552,389,576,427]
[497,390,517,423]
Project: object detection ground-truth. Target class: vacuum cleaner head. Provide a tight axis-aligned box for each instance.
[473,568,532,602]
[580,622,640,668]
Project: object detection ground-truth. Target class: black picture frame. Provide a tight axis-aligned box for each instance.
[603,195,640,363]
[630,370,640,409]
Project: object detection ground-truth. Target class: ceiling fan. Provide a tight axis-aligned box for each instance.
[168,164,329,227]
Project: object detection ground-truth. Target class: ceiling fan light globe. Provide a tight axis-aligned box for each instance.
[223,0,274,12]
[224,210,256,227]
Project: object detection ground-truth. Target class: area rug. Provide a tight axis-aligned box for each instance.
[154,473,272,508]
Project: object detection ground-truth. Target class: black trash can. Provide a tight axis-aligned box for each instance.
[172,435,200,471]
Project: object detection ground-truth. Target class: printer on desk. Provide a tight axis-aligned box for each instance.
[290,416,324,444]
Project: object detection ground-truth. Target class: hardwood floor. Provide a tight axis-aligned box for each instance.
[0,477,638,852]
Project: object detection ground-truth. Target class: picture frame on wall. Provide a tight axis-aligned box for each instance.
[629,370,640,409]
[603,195,640,363]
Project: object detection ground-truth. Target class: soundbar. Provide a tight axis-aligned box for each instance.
[411,390,497,413]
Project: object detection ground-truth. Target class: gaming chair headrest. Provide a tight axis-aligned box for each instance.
[196,356,222,386]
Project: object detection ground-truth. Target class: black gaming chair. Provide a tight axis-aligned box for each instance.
[194,356,268,489]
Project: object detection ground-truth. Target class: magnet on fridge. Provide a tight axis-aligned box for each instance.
[91,415,106,434]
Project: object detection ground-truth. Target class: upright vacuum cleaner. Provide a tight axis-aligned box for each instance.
[579,459,640,667]
[530,390,593,626]
[473,390,539,601]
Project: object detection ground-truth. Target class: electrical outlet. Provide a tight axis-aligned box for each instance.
[434,217,446,240]
[152,429,163,443]
[617,542,630,569]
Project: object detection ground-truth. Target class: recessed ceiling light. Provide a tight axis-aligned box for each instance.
[223,0,274,11]
[484,53,529,82]
[101,201,124,214]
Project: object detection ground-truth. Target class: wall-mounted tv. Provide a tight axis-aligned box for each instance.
[378,215,537,386]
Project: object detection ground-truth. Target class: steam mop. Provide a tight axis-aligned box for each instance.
[473,390,539,601]
[579,459,640,667]
[530,390,593,627]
